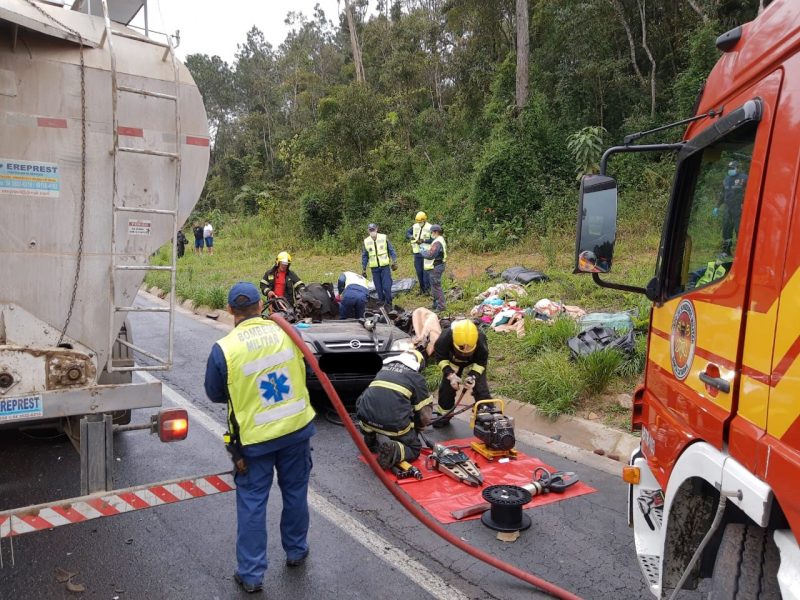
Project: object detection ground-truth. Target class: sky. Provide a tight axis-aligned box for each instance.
[130,0,345,64]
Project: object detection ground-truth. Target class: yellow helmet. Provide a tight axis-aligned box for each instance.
[415,211,427,223]
[276,251,292,265]
[451,320,478,355]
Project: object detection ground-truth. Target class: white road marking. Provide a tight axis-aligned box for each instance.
[137,372,470,600]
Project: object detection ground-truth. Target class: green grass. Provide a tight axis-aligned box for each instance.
[145,212,658,423]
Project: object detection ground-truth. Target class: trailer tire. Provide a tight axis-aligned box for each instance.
[709,523,781,600]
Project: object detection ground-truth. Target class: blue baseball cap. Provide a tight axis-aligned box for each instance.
[228,282,261,308]
[368,223,378,231]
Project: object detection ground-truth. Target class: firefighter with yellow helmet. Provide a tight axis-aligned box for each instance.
[406,211,432,295]
[260,251,305,307]
[432,319,490,426]
[356,349,433,469]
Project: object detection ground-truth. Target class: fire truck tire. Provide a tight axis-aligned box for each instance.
[709,523,781,599]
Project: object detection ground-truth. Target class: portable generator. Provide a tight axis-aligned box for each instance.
[470,400,518,460]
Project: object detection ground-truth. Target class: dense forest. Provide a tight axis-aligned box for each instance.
[185,0,769,252]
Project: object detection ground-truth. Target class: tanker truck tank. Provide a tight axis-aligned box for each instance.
[0,0,209,493]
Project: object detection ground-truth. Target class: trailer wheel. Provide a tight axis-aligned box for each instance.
[709,523,781,599]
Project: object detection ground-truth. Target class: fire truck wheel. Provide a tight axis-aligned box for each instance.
[709,523,781,599]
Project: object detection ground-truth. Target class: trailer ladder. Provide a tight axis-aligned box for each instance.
[101,0,182,373]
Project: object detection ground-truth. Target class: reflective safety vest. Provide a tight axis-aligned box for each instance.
[342,271,368,289]
[696,261,727,287]
[364,233,391,268]
[217,318,315,446]
[410,222,432,254]
[423,236,447,271]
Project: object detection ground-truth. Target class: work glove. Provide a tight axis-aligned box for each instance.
[464,375,476,389]
[446,372,461,390]
[391,262,398,272]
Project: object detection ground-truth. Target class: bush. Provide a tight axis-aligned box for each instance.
[521,318,578,356]
[578,349,625,396]
[519,351,582,418]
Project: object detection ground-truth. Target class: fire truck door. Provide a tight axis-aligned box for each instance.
[642,72,782,484]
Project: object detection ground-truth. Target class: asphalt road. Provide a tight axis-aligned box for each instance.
[0,294,704,599]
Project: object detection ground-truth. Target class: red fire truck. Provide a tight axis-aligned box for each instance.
[575,1,800,598]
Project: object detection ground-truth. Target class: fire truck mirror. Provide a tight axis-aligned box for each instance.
[575,174,617,274]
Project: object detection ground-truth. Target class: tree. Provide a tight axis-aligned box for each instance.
[344,0,367,83]
[515,0,529,109]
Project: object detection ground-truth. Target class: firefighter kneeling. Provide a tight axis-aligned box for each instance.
[356,350,433,470]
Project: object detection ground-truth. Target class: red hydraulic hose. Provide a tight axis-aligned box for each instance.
[270,314,583,600]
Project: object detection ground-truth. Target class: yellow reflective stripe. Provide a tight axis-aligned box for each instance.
[438,360,458,372]
[398,443,405,462]
[358,420,414,437]
[467,363,485,375]
[293,280,304,289]
[369,380,413,398]
[414,396,433,411]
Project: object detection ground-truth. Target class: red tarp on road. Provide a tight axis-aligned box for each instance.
[363,437,597,524]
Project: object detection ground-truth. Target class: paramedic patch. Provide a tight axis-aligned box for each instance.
[670,300,696,381]
[0,394,43,422]
[0,158,60,198]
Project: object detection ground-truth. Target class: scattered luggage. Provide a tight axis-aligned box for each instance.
[500,266,549,285]
[567,326,635,358]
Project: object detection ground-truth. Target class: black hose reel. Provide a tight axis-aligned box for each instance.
[481,484,532,532]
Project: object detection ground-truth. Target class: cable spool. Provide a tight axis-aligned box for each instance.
[480,484,532,532]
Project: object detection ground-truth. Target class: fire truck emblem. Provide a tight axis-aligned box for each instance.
[670,300,696,381]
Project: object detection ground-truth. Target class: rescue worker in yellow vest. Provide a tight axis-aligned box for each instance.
[432,319,490,427]
[420,224,447,311]
[204,282,316,594]
[356,349,433,469]
[362,223,398,307]
[406,211,432,295]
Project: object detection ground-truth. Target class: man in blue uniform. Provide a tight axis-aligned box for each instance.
[204,282,316,594]
[337,271,369,319]
[362,223,398,307]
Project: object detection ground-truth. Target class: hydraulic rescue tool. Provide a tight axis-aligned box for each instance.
[449,467,580,520]
[392,460,423,481]
[425,443,484,487]
[470,399,518,460]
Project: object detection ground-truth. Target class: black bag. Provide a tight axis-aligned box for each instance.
[501,266,549,285]
[567,326,635,359]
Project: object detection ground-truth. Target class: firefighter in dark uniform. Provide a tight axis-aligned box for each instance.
[433,319,490,427]
[260,251,305,308]
[356,349,433,469]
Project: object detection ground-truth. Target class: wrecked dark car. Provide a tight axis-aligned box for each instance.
[297,313,414,403]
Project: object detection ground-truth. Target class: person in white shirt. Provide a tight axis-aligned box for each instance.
[203,222,214,254]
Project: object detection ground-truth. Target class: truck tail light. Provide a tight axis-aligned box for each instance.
[157,408,189,442]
